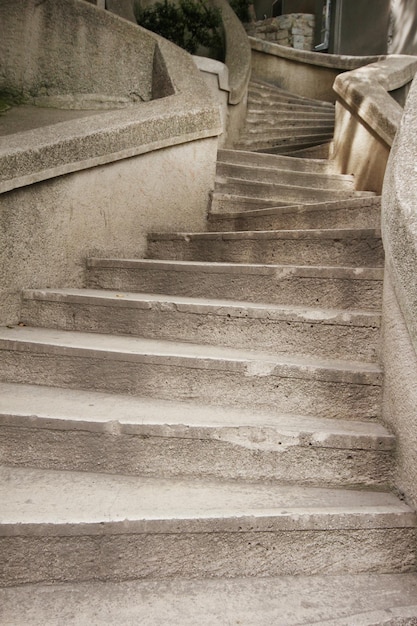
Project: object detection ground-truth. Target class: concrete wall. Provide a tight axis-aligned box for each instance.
[249,37,382,102]
[331,56,417,193]
[390,0,417,55]
[381,74,417,510]
[0,138,218,325]
[0,0,221,325]
[0,0,156,105]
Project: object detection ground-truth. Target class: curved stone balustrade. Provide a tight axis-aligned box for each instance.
[0,0,222,325]
[249,37,382,102]
[333,56,417,148]
[0,0,221,193]
[332,55,417,192]
[380,74,417,510]
[382,74,417,355]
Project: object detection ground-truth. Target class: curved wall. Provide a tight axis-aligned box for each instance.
[381,75,417,509]
[0,0,221,325]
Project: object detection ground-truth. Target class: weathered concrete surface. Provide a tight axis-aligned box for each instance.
[217,147,337,173]
[0,326,382,420]
[20,288,381,361]
[0,381,393,487]
[0,0,155,103]
[249,38,382,102]
[0,466,415,585]
[147,229,384,268]
[2,574,417,625]
[381,271,417,511]
[332,56,417,193]
[0,136,218,326]
[208,197,382,231]
[87,258,384,311]
[380,73,417,510]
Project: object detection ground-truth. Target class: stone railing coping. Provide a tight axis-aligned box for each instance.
[382,73,417,355]
[212,0,251,104]
[333,55,417,147]
[249,37,383,70]
[0,22,222,194]
[192,55,230,93]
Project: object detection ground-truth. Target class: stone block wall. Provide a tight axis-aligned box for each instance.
[246,13,315,51]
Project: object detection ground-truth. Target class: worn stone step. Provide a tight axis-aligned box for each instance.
[239,124,335,142]
[214,177,373,204]
[3,574,417,625]
[0,382,394,487]
[211,192,293,213]
[1,465,415,586]
[146,229,384,268]
[216,161,355,190]
[21,288,381,361]
[248,83,335,110]
[86,258,384,311]
[217,148,337,174]
[0,326,382,419]
[235,132,334,152]
[208,197,382,231]
[275,142,332,158]
[247,99,334,115]
[246,110,335,123]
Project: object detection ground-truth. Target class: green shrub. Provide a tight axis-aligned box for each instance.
[229,0,251,22]
[137,0,223,56]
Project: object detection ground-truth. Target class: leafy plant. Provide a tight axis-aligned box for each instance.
[138,0,223,56]
[229,0,251,22]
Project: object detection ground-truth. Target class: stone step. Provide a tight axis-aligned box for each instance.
[216,161,355,190]
[86,258,384,311]
[1,465,414,586]
[239,124,335,142]
[146,229,384,268]
[3,574,417,625]
[208,197,382,231]
[0,326,382,419]
[213,177,373,204]
[248,82,335,110]
[211,192,299,213]
[217,148,337,174]
[247,98,335,114]
[211,193,294,212]
[21,288,381,361]
[279,142,332,159]
[0,382,394,487]
[235,132,334,152]
[246,110,335,122]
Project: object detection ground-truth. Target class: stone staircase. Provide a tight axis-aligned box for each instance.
[1,80,417,623]
[235,79,335,154]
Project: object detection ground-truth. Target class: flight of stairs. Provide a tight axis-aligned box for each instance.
[235,79,335,155]
[1,80,416,622]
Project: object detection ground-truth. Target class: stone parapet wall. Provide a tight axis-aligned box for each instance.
[0,0,222,325]
[246,13,315,51]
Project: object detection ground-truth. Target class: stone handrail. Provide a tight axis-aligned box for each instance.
[331,54,417,192]
[210,0,251,105]
[333,55,417,148]
[249,36,383,102]
[382,74,417,355]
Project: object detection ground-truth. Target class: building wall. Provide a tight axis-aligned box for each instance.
[390,0,417,55]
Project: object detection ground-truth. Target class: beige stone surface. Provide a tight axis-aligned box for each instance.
[0,326,382,419]
[1,574,417,625]
[0,138,217,325]
[0,466,414,585]
[0,0,155,103]
[20,288,381,361]
[249,38,382,103]
[87,258,384,311]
